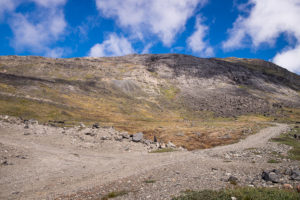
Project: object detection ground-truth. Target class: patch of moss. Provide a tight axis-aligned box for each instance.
[101,190,128,199]
[160,86,180,100]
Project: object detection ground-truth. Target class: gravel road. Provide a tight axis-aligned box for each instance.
[0,120,296,200]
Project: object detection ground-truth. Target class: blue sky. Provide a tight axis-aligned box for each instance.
[0,0,300,73]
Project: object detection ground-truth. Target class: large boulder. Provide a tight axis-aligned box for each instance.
[132,132,143,142]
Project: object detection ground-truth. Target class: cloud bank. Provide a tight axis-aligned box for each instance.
[1,0,67,57]
[95,0,207,47]
[223,0,300,73]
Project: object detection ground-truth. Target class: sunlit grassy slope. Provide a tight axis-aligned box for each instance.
[0,55,299,150]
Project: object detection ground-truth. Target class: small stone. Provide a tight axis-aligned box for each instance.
[160,143,166,149]
[167,141,176,148]
[85,132,96,136]
[143,140,151,146]
[114,135,123,141]
[228,176,238,184]
[92,123,100,129]
[24,132,30,136]
[79,123,85,128]
[121,132,130,139]
[231,197,237,200]
[153,135,157,142]
[100,136,109,140]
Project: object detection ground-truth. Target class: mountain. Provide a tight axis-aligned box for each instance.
[0,54,299,149]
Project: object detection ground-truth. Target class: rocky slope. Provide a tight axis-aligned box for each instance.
[0,54,299,149]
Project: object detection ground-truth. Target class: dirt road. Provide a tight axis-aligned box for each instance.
[0,121,293,200]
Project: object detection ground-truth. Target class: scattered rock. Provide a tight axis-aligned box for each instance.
[24,132,30,136]
[132,132,143,142]
[79,123,85,128]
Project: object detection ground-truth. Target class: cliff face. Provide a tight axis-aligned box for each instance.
[0,54,299,148]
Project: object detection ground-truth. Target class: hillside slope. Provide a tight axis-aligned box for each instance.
[0,54,299,149]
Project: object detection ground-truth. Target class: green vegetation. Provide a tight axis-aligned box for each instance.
[267,159,281,164]
[150,148,177,153]
[173,187,300,200]
[101,190,128,199]
[160,86,180,100]
[144,179,156,184]
[271,126,300,161]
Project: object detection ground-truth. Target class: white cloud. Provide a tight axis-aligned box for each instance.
[141,43,153,54]
[31,0,67,7]
[223,0,300,72]
[89,33,135,57]
[273,44,300,73]
[0,0,18,20]
[6,0,68,57]
[187,16,214,57]
[95,0,207,46]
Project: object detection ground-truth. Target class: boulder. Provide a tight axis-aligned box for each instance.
[143,140,151,146]
[262,171,281,183]
[132,132,143,142]
[114,135,123,142]
[121,132,130,139]
[167,142,176,148]
[291,169,300,181]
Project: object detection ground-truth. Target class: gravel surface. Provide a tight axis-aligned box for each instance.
[0,117,299,200]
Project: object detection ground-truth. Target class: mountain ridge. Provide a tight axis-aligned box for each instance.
[0,54,299,149]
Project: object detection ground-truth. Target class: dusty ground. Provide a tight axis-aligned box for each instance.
[0,117,299,200]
